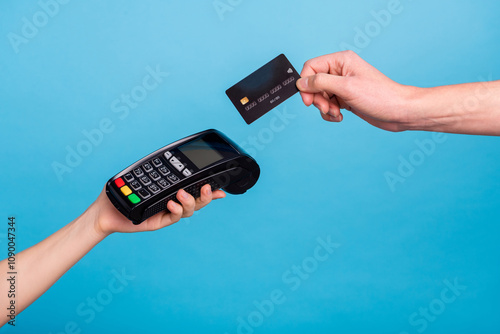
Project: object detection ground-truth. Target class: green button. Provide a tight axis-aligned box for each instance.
[128,193,141,204]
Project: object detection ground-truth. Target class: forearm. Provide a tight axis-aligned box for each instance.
[0,204,107,324]
[407,80,500,135]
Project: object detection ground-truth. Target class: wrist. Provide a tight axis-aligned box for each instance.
[401,85,470,133]
[82,201,112,243]
[397,84,429,131]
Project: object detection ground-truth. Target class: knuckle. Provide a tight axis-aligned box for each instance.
[340,76,354,95]
[341,49,357,59]
[312,73,328,88]
[173,203,182,214]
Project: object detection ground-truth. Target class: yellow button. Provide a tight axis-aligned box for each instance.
[120,185,132,196]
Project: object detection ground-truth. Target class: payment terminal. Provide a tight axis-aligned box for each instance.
[105,129,260,224]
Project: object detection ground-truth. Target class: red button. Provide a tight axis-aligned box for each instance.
[115,178,125,188]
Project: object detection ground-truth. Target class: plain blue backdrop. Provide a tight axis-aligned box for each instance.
[1,0,500,333]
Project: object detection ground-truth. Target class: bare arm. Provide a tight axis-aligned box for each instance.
[0,185,225,326]
[296,50,500,136]
[407,81,500,135]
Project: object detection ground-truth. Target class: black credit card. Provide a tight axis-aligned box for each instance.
[226,54,301,124]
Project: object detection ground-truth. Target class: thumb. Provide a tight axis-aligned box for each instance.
[296,73,346,96]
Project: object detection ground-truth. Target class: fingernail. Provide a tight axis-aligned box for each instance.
[297,77,308,90]
[313,103,325,114]
[206,186,212,195]
[181,190,189,199]
[329,110,338,117]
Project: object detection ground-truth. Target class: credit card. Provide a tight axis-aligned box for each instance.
[226,54,301,124]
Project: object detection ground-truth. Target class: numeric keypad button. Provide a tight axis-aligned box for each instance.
[150,171,161,181]
[143,162,153,173]
[148,184,161,194]
[130,180,142,190]
[138,189,151,199]
[140,176,152,186]
[152,158,163,167]
[124,173,134,182]
[133,168,144,177]
[159,166,171,176]
[158,179,170,189]
[167,174,180,183]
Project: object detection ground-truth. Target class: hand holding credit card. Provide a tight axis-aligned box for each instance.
[226,54,301,124]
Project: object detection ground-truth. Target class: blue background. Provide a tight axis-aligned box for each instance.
[1,0,500,333]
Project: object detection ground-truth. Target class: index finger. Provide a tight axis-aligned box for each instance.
[300,52,347,78]
[299,53,347,106]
